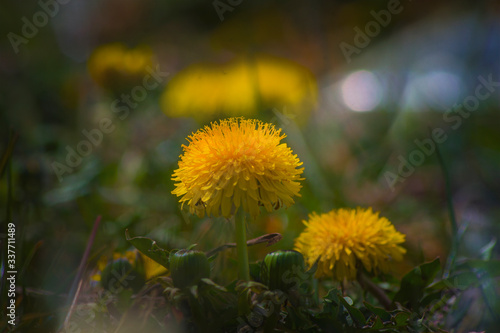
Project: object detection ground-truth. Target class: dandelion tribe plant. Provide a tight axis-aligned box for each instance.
[160,55,317,121]
[87,43,154,93]
[172,117,304,280]
[172,117,304,219]
[294,207,406,281]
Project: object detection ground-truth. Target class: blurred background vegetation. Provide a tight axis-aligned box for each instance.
[1,0,499,331]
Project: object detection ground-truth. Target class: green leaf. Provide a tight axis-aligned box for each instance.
[456,259,500,277]
[249,262,262,282]
[320,288,342,320]
[207,253,218,263]
[189,285,199,298]
[427,271,477,292]
[420,290,446,308]
[18,241,43,283]
[323,288,340,304]
[236,280,269,293]
[237,287,252,316]
[197,279,238,318]
[478,276,500,320]
[393,258,441,309]
[339,295,366,326]
[186,243,198,251]
[369,316,384,329]
[306,257,319,277]
[364,301,391,322]
[392,311,410,327]
[343,296,354,306]
[454,259,500,320]
[199,278,228,293]
[125,230,170,269]
[480,238,496,260]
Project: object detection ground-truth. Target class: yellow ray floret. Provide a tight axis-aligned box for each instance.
[172,118,304,218]
[294,207,406,281]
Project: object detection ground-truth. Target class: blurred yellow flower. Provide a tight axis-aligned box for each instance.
[91,250,167,282]
[161,55,317,121]
[172,118,304,218]
[294,208,406,281]
[88,43,153,92]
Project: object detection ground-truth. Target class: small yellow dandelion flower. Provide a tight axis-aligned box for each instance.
[87,43,153,92]
[294,207,406,281]
[172,118,304,218]
[90,250,167,283]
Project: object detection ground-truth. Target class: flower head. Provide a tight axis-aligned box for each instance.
[294,207,406,281]
[91,250,167,284]
[88,43,153,92]
[161,55,317,121]
[172,118,304,218]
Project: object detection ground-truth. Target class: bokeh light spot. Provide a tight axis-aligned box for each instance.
[341,70,383,112]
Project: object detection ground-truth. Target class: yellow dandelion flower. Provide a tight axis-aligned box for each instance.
[172,118,304,219]
[294,207,406,281]
[87,43,153,92]
[91,250,167,283]
[161,55,316,121]
[254,55,317,113]
[161,61,258,119]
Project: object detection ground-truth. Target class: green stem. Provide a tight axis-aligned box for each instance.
[234,210,250,281]
[436,144,458,278]
[357,270,393,310]
[312,278,319,305]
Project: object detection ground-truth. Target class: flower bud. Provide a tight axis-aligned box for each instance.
[262,250,306,292]
[169,250,210,289]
